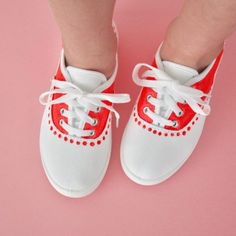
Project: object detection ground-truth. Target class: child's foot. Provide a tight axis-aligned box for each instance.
[121,44,223,185]
[39,50,130,198]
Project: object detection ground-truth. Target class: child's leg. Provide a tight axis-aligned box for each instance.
[161,0,236,71]
[48,0,116,77]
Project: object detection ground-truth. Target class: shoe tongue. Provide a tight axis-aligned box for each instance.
[162,61,199,84]
[66,66,107,92]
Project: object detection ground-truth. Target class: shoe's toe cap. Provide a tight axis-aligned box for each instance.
[121,114,205,185]
[40,113,111,198]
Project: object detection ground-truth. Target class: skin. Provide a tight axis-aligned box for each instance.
[161,0,236,71]
[48,0,117,77]
[48,0,236,75]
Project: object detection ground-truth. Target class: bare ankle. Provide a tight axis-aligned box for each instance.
[63,26,117,78]
[160,17,224,72]
[161,39,223,72]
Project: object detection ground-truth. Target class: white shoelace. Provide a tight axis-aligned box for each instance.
[133,63,211,128]
[39,79,130,137]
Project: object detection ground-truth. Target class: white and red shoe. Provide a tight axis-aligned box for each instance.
[39,50,130,197]
[121,45,223,185]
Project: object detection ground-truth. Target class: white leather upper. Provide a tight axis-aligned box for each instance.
[40,107,112,194]
[121,105,205,184]
[120,44,219,185]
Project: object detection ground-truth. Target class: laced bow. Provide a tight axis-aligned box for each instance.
[39,79,130,137]
[133,63,211,127]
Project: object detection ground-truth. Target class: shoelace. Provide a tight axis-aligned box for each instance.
[133,63,211,128]
[39,79,130,137]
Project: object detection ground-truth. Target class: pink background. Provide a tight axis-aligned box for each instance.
[1,0,236,235]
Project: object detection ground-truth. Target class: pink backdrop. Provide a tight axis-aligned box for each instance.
[1,0,236,235]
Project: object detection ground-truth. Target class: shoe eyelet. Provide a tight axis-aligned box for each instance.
[96,107,101,113]
[89,130,95,136]
[147,95,152,101]
[178,110,184,117]
[60,108,65,115]
[172,120,179,128]
[92,119,98,126]
[143,107,149,114]
[59,119,64,125]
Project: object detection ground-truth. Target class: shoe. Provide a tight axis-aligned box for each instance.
[121,44,223,185]
[39,50,130,198]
